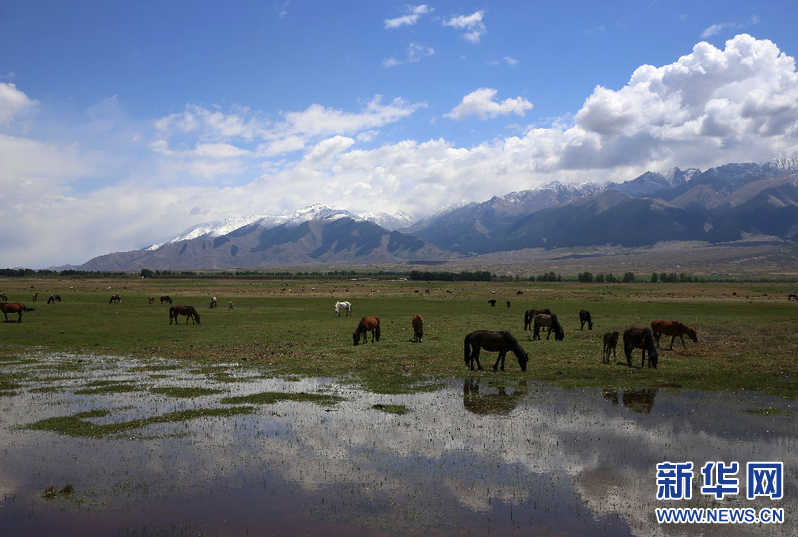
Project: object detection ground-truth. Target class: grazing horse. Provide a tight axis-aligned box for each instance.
[623,328,658,368]
[47,294,62,304]
[602,331,619,363]
[789,293,798,301]
[523,308,551,330]
[411,314,424,342]
[651,320,698,350]
[169,305,201,325]
[148,297,155,304]
[109,294,121,304]
[160,296,172,304]
[32,292,39,303]
[209,296,217,308]
[228,301,234,310]
[488,299,496,307]
[353,316,380,345]
[463,330,528,372]
[579,309,593,330]
[334,301,352,317]
[532,313,565,341]
[1,302,34,322]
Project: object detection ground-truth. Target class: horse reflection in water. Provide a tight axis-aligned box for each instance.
[602,388,658,414]
[463,378,528,416]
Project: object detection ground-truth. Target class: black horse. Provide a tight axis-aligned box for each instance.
[579,309,593,330]
[464,330,528,372]
[623,327,658,368]
[169,305,201,325]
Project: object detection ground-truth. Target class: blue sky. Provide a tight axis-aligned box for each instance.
[2,1,798,268]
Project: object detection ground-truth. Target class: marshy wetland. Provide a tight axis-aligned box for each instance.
[1,277,797,535]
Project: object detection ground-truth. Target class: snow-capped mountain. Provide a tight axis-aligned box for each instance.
[79,158,798,270]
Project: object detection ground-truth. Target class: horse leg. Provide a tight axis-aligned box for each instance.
[669,335,676,350]
[492,351,505,372]
[472,348,483,371]
[678,334,686,349]
[546,326,551,340]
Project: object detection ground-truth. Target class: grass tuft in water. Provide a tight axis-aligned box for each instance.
[220,391,344,406]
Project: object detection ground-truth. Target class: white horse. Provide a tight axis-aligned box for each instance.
[334,301,352,317]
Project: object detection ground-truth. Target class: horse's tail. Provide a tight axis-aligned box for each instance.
[464,335,472,366]
[374,320,380,342]
[24,306,35,312]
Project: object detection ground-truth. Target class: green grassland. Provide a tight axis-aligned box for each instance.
[1,277,797,398]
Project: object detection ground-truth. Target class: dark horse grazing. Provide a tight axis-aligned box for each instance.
[651,320,697,350]
[1,302,34,322]
[602,331,619,363]
[160,296,172,304]
[47,294,62,304]
[109,294,121,304]
[523,308,551,331]
[411,314,424,342]
[623,327,658,368]
[532,313,565,341]
[353,316,380,345]
[579,309,593,330]
[169,305,201,325]
[463,330,528,372]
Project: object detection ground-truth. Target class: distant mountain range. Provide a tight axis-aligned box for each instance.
[78,159,798,271]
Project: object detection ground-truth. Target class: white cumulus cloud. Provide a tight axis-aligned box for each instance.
[446,88,533,120]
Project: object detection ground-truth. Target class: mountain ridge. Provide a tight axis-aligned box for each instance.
[78,158,798,271]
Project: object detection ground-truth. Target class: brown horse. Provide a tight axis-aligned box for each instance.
[169,305,201,325]
[579,309,593,330]
[789,293,798,301]
[353,316,380,345]
[623,327,658,368]
[523,307,551,330]
[411,314,424,342]
[464,330,528,372]
[109,294,121,304]
[602,331,619,363]
[32,292,39,303]
[1,302,34,322]
[651,320,697,350]
[160,295,172,304]
[532,313,565,341]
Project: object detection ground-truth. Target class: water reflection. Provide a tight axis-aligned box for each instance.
[0,353,795,536]
[462,377,526,415]
[603,388,658,413]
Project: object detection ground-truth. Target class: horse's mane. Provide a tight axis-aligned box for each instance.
[500,331,525,354]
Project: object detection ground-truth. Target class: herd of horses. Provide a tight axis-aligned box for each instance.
[343,298,697,372]
[1,286,699,373]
